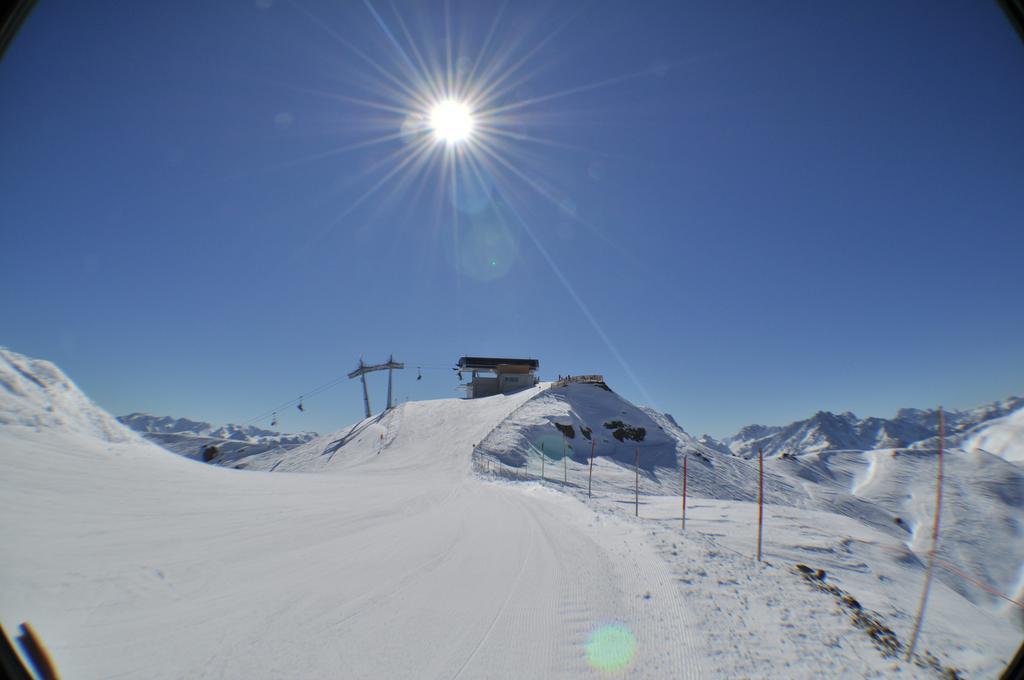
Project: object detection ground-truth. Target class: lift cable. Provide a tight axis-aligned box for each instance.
[242,360,454,427]
[243,373,350,426]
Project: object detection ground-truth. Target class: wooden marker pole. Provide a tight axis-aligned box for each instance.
[757,447,764,561]
[588,438,595,498]
[906,407,945,661]
[681,454,687,531]
[634,446,640,517]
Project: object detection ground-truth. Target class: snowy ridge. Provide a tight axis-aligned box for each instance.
[229,383,551,473]
[118,412,318,462]
[0,347,140,445]
[962,407,1024,463]
[711,397,1024,460]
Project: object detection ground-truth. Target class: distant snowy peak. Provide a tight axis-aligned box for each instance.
[694,433,731,455]
[118,412,305,441]
[0,347,139,444]
[118,412,318,463]
[724,397,1024,459]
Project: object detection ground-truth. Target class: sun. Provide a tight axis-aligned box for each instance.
[429,99,474,144]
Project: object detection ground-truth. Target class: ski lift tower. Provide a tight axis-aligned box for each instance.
[348,355,405,418]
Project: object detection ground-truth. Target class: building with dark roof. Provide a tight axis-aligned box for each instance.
[456,356,540,398]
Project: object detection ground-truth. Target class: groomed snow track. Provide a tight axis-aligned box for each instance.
[1,378,703,679]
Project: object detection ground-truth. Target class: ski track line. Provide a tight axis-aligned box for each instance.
[450,495,538,680]
[637,527,704,679]
[522,492,616,677]
[326,505,468,631]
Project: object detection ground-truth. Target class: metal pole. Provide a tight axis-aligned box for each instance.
[563,434,567,484]
[588,438,595,498]
[541,442,545,480]
[386,355,394,410]
[682,453,687,531]
[757,447,764,561]
[635,446,639,517]
[906,407,945,661]
[360,371,371,419]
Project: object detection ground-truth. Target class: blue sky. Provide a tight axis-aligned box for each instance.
[2,0,1022,438]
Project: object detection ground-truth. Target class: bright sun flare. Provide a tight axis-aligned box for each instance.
[430,100,474,143]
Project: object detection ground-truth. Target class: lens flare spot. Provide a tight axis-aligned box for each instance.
[585,625,636,673]
[454,204,518,281]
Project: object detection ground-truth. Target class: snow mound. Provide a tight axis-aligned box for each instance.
[476,382,814,506]
[231,383,550,473]
[0,347,139,444]
[961,407,1024,464]
[480,382,681,471]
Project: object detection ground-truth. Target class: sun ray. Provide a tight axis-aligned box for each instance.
[285,137,435,264]
[487,67,656,117]
[212,129,419,185]
[361,0,437,102]
[469,136,646,271]
[481,154,656,408]
[468,6,585,109]
[291,0,427,108]
[445,0,456,96]
[387,0,446,103]
[460,0,508,97]
[472,122,603,154]
[267,81,418,116]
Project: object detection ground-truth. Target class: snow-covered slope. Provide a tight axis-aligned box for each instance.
[118,412,318,462]
[1,359,707,678]
[718,397,1023,459]
[771,448,1024,622]
[955,407,1024,464]
[1,348,141,445]
[229,383,550,474]
[473,383,1024,647]
[1,349,1020,678]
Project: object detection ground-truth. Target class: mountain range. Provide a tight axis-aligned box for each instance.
[698,397,1024,462]
[117,412,318,462]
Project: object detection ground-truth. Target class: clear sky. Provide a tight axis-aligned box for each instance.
[2,0,1022,438]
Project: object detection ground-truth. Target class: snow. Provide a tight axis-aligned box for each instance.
[0,348,140,444]
[474,383,1023,675]
[722,398,1024,460]
[117,412,318,462]
[1,348,1021,678]
[962,407,1024,464]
